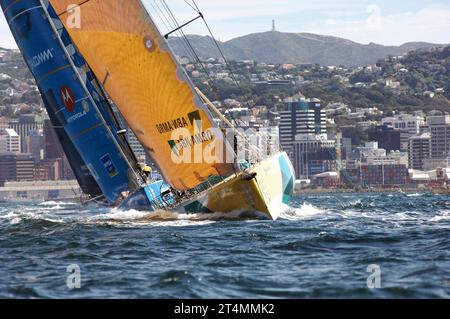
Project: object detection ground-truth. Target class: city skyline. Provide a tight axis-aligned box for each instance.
[1,0,450,49]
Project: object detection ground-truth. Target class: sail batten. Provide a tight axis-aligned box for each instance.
[50,0,235,190]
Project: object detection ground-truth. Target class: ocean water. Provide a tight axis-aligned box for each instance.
[0,192,449,299]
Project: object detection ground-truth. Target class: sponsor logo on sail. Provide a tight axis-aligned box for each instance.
[60,86,76,112]
[28,49,54,69]
[100,154,118,178]
[156,111,201,134]
[156,117,189,134]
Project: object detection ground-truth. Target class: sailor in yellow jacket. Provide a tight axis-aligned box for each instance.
[143,165,152,184]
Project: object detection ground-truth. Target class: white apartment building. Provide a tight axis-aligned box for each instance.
[382,114,426,135]
[0,128,20,154]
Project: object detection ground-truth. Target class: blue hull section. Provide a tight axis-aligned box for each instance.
[2,0,134,203]
[120,179,176,212]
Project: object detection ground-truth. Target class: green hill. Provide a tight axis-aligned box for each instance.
[169,31,445,67]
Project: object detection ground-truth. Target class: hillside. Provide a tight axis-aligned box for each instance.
[299,46,450,114]
[169,31,444,67]
[0,48,41,116]
[187,45,450,115]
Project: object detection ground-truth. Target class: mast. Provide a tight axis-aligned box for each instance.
[49,0,236,191]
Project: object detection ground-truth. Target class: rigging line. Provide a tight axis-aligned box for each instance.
[189,0,252,107]
[159,0,205,68]
[183,0,199,13]
[152,0,197,64]
[191,0,202,13]
[93,78,143,174]
[194,3,243,93]
[149,1,241,171]
[164,14,203,39]
[191,0,267,157]
[160,0,241,129]
[57,0,90,17]
[160,1,217,89]
[159,0,245,163]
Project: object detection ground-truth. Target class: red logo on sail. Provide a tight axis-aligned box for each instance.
[60,86,76,112]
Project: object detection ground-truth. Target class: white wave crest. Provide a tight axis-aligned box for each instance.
[279,203,326,220]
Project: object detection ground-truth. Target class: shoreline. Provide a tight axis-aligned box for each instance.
[295,188,433,195]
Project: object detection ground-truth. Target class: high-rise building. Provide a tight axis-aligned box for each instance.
[408,133,431,170]
[292,134,336,179]
[43,118,76,180]
[43,118,65,160]
[27,129,44,161]
[0,128,20,154]
[429,115,450,160]
[8,114,44,153]
[279,94,326,156]
[0,153,35,185]
[368,125,401,152]
[341,137,352,161]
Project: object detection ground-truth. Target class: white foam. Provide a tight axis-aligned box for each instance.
[430,211,450,222]
[279,203,326,220]
[90,208,151,221]
[39,200,77,207]
[10,217,22,225]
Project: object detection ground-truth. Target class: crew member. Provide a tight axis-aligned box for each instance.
[143,165,152,183]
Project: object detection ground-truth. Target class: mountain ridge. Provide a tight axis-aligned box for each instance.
[169,31,446,67]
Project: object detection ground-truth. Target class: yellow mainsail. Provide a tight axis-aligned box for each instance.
[49,0,236,190]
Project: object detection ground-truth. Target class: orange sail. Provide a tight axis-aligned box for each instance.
[49,0,235,190]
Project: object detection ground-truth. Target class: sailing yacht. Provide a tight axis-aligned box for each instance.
[2,0,295,220]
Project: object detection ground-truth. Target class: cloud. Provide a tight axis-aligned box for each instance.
[305,6,450,45]
[0,11,16,49]
[1,1,450,48]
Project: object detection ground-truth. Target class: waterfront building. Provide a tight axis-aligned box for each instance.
[408,133,431,170]
[312,171,339,188]
[342,164,408,187]
[368,125,401,152]
[428,115,450,160]
[382,114,425,135]
[279,94,326,156]
[43,118,65,160]
[0,153,35,186]
[292,134,336,179]
[26,129,44,161]
[34,158,64,181]
[8,114,44,153]
[0,128,20,154]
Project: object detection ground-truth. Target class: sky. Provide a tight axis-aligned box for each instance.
[1,0,450,48]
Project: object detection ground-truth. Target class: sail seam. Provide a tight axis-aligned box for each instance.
[37,64,72,84]
[7,6,41,25]
[57,0,90,16]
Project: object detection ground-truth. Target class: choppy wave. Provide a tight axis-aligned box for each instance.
[1,192,449,298]
[279,203,326,220]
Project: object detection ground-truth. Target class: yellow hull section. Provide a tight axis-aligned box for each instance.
[182,152,295,220]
